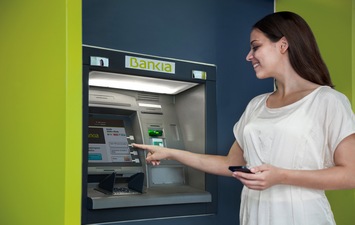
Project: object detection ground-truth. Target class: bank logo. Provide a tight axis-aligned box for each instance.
[125,55,175,74]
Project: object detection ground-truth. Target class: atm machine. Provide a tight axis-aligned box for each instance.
[81,45,218,224]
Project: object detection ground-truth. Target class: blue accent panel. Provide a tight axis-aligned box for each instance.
[88,154,102,161]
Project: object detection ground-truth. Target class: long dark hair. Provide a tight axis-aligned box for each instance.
[253,11,334,88]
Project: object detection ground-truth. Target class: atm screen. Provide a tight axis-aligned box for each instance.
[88,113,142,175]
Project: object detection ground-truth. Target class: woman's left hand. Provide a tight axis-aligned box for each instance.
[232,164,284,190]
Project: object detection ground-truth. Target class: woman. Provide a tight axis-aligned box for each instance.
[133,11,355,225]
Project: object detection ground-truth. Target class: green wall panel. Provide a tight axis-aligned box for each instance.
[276,1,355,224]
[0,1,82,225]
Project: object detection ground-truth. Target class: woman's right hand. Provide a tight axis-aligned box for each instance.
[132,143,171,166]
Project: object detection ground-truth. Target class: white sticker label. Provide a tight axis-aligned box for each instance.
[90,56,109,67]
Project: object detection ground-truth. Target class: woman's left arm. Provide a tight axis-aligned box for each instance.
[233,133,355,190]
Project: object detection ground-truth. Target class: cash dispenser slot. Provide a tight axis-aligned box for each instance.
[96,172,145,195]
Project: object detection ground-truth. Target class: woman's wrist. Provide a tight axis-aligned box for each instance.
[279,168,290,185]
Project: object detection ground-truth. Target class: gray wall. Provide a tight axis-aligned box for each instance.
[83,0,274,224]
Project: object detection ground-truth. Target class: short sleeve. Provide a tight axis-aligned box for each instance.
[326,91,355,152]
[233,111,247,149]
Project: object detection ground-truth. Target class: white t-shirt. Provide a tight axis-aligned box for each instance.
[233,86,355,225]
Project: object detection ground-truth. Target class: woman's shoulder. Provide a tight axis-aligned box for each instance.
[316,86,350,103]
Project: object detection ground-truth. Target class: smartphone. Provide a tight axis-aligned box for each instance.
[229,166,252,173]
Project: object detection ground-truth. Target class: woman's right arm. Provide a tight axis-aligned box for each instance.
[132,141,246,177]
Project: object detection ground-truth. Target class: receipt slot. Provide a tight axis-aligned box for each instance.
[82,45,217,224]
